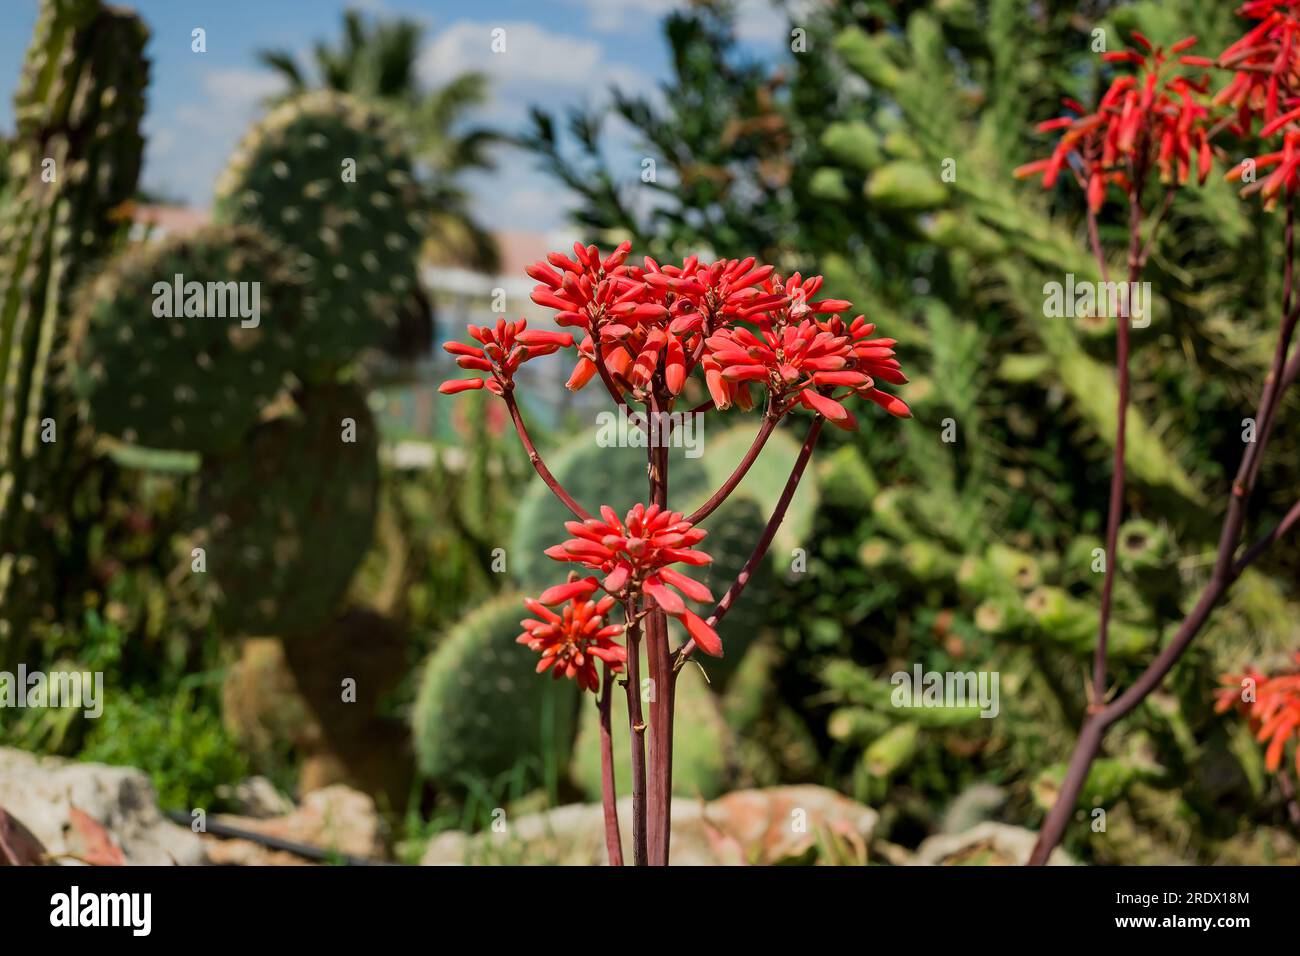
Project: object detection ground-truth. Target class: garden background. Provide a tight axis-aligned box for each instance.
[1,0,1297,866]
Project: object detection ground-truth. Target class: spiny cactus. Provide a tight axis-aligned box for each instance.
[195,384,379,636]
[0,0,147,642]
[69,226,311,454]
[212,90,425,381]
[412,592,579,791]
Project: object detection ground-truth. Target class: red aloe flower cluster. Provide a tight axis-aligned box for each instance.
[519,242,910,422]
[1217,654,1300,776]
[1015,33,1213,210]
[706,311,908,427]
[541,503,722,657]
[517,592,625,693]
[1219,2,1300,204]
[1215,0,1300,136]
[438,242,909,865]
[439,318,574,395]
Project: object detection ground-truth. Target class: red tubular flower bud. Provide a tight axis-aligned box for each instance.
[539,578,600,605]
[443,341,484,357]
[517,329,575,348]
[721,365,769,382]
[682,608,723,657]
[566,357,598,391]
[526,261,563,286]
[801,389,849,422]
[532,289,574,311]
[659,566,713,602]
[665,337,686,395]
[439,378,484,394]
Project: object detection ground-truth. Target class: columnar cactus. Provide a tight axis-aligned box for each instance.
[0,0,147,641]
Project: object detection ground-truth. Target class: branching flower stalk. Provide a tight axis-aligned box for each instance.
[441,245,910,864]
[1018,16,1300,865]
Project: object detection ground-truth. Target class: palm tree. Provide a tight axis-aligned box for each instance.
[257,10,500,272]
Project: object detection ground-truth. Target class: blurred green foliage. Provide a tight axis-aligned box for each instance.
[520,0,1300,862]
[5,0,1298,866]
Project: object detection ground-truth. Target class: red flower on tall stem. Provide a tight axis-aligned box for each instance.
[1215,1,1300,135]
[544,503,723,656]
[1217,654,1300,775]
[439,318,573,395]
[1015,34,1213,210]
[517,590,626,693]
[706,308,909,425]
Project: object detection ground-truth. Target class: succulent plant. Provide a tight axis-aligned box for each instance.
[69,226,311,455]
[412,592,579,790]
[0,0,147,643]
[212,90,425,381]
[195,384,379,636]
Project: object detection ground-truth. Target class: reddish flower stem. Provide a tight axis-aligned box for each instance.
[1085,206,1111,284]
[597,662,624,866]
[1029,197,1300,865]
[589,316,645,431]
[621,605,648,866]
[503,389,592,521]
[685,396,781,525]
[646,390,674,866]
[674,415,825,670]
[1091,195,1143,706]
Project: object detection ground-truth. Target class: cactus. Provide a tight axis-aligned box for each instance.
[212,90,425,381]
[1022,586,1154,661]
[1032,758,1156,812]
[865,161,948,211]
[194,384,379,636]
[0,0,148,642]
[413,592,579,790]
[69,226,311,454]
[819,122,883,173]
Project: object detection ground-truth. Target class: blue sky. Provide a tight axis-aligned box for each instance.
[0,0,791,233]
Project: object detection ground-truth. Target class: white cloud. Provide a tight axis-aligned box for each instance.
[568,0,679,34]
[419,20,653,128]
[422,21,602,92]
[567,0,792,46]
[144,68,283,205]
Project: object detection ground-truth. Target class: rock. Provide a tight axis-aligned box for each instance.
[0,747,205,865]
[204,784,386,865]
[215,776,294,819]
[912,822,1075,866]
[421,785,878,866]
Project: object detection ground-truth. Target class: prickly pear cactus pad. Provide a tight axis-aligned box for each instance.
[212,91,425,380]
[413,592,579,790]
[70,226,310,455]
[195,384,379,636]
